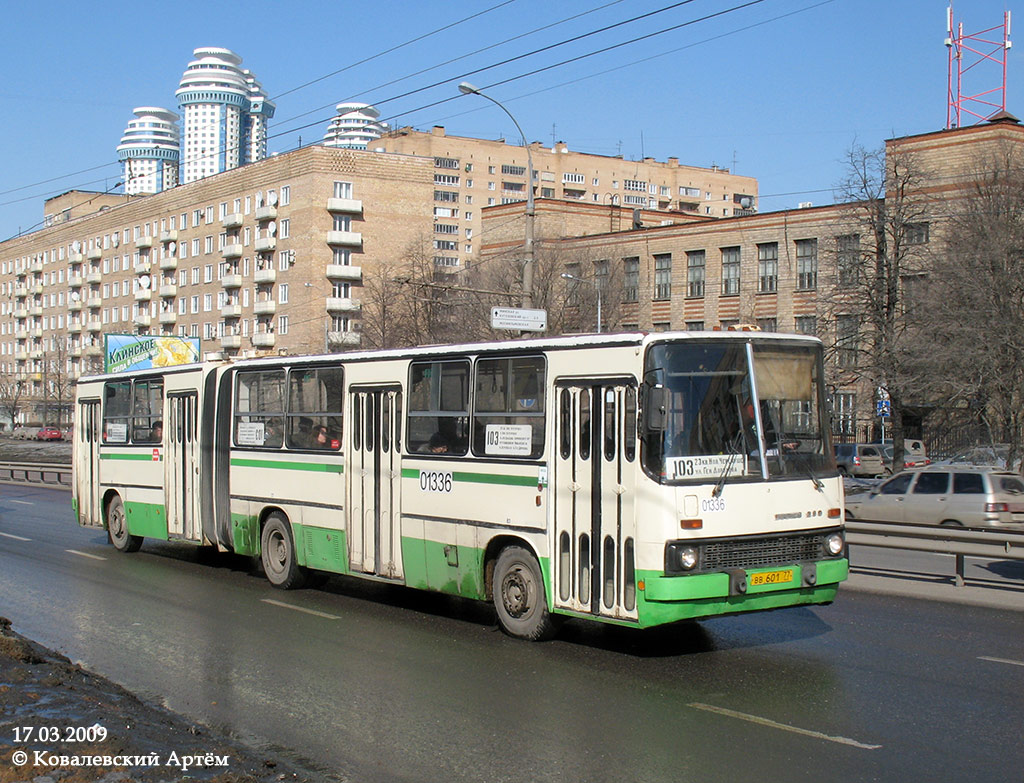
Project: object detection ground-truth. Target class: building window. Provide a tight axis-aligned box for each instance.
[834,392,856,436]
[278,315,289,335]
[434,157,460,169]
[795,315,817,336]
[836,315,860,368]
[502,164,526,176]
[906,222,930,245]
[280,186,290,206]
[721,246,740,296]
[653,253,671,301]
[685,320,705,331]
[796,239,818,290]
[686,250,705,298]
[623,257,639,303]
[757,243,778,293]
[279,219,290,239]
[333,181,352,199]
[837,234,860,287]
[755,317,777,332]
[279,284,289,304]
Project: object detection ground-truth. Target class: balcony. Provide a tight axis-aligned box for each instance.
[159,257,178,271]
[326,197,363,214]
[221,304,242,318]
[255,236,277,253]
[159,284,177,298]
[328,331,361,347]
[254,268,276,284]
[30,260,44,273]
[86,247,102,261]
[135,261,151,274]
[86,320,102,333]
[253,300,277,316]
[14,286,27,298]
[222,243,243,259]
[14,329,28,340]
[134,314,152,328]
[84,344,102,357]
[326,230,362,247]
[85,271,102,285]
[254,205,277,221]
[29,350,44,360]
[135,290,152,302]
[14,351,29,362]
[159,311,177,325]
[326,264,362,282]
[252,332,276,349]
[136,236,153,249]
[160,230,178,243]
[68,299,83,312]
[222,213,243,229]
[87,297,103,310]
[221,334,243,350]
[69,252,84,263]
[68,320,82,333]
[29,306,43,317]
[13,308,27,320]
[326,297,361,314]
[222,274,242,289]
[70,345,83,358]
[30,328,43,339]
[68,274,84,288]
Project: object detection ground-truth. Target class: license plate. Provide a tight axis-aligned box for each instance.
[749,569,794,587]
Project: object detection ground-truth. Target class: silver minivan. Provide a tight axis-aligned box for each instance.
[845,466,1024,529]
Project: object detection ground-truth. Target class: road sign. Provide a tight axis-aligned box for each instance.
[490,307,547,332]
[876,400,891,417]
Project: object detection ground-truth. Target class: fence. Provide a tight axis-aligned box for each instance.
[0,461,72,488]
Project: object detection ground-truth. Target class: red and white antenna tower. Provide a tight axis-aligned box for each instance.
[946,4,1012,128]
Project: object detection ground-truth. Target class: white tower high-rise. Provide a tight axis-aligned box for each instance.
[116,107,180,195]
[175,47,275,183]
[322,103,389,149]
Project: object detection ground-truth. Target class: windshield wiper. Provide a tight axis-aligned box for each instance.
[711,431,745,498]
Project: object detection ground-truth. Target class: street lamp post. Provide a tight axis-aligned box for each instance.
[458,81,535,309]
[561,272,602,333]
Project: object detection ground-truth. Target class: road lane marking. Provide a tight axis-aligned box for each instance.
[10,500,34,505]
[261,599,340,620]
[0,532,31,541]
[66,549,107,561]
[979,656,1024,668]
[688,703,882,750]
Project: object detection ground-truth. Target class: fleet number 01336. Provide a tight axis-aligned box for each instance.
[419,471,453,493]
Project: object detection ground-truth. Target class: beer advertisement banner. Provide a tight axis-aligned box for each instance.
[104,334,201,374]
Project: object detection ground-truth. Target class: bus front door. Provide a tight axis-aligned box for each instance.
[165,392,200,541]
[348,386,404,580]
[553,381,639,622]
[75,400,102,527]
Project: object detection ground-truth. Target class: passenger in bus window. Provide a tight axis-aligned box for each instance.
[312,425,331,448]
[263,422,282,448]
[426,431,449,454]
[150,421,163,441]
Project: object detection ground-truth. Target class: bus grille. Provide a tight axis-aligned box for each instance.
[701,533,826,571]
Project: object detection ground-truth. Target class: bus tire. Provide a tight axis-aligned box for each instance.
[260,513,307,589]
[493,546,559,641]
[106,495,142,553]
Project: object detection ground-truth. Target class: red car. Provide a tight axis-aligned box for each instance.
[36,427,63,441]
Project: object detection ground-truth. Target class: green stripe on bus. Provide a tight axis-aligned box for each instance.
[101,452,162,461]
[230,458,344,474]
[401,468,538,487]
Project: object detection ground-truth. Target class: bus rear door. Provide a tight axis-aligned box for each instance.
[75,399,102,527]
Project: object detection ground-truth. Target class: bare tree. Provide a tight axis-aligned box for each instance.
[43,337,74,428]
[0,373,27,432]
[915,142,1024,468]
[829,143,934,465]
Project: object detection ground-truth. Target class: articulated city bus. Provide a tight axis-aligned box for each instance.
[72,332,847,640]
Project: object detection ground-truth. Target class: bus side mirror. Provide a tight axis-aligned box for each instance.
[645,387,667,431]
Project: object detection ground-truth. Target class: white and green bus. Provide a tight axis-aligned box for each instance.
[72,331,847,640]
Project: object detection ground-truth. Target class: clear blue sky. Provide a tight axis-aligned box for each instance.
[0,0,1019,240]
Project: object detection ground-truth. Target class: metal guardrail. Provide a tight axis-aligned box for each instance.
[846,520,1024,586]
[0,461,72,488]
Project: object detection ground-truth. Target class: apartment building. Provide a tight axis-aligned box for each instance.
[370,125,758,272]
[0,144,434,424]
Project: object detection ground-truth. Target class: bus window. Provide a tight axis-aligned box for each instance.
[472,356,544,459]
[286,366,343,450]
[103,381,132,443]
[133,380,164,443]
[235,370,285,448]
[407,360,469,455]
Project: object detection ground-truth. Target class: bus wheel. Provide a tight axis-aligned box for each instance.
[493,546,559,641]
[261,513,307,589]
[107,495,142,553]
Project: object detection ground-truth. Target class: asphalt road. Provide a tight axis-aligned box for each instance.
[1,485,1022,783]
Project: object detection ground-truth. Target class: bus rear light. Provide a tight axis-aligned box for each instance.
[680,519,703,530]
[985,502,1009,513]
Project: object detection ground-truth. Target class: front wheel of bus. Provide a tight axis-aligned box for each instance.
[493,546,559,641]
[107,495,142,553]
[261,513,307,590]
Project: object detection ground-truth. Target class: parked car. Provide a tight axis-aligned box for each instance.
[834,443,887,477]
[845,466,1024,529]
[932,444,1010,470]
[36,426,63,441]
[880,440,930,472]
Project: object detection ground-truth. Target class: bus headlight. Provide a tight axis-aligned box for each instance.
[667,543,699,572]
[825,532,845,556]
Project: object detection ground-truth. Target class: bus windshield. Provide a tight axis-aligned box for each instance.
[642,340,834,483]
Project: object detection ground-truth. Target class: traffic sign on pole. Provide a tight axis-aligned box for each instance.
[490,307,547,332]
